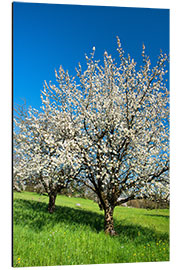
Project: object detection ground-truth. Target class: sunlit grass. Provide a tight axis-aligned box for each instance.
[13,192,169,267]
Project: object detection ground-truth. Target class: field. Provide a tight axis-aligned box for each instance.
[13,192,169,267]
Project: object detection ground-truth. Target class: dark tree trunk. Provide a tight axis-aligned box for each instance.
[48,192,57,213]
[104,205,117,236]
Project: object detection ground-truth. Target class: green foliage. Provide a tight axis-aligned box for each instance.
[13,192,169,267]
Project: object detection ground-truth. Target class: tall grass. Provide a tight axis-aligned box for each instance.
[13,192,169,267]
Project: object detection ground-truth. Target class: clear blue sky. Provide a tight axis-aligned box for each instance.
[13,2,169,110]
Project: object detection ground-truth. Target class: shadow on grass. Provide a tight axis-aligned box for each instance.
[13,198,104,232]
[13,199,169,244]
[114,222,169,244]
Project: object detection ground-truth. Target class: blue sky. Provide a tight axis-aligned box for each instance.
[13,2,169,110]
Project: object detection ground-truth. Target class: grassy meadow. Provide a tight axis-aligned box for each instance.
[13,192,169,267]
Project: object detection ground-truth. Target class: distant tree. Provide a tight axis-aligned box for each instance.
[14,38,169,234]
[13,101,79,213]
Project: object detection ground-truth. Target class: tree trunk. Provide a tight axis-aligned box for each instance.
[104,205,117,236]
[48,192,57,213]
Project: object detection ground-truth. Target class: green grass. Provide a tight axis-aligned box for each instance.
[13,192,169,267]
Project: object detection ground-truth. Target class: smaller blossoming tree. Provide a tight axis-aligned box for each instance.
[13,98,79,213]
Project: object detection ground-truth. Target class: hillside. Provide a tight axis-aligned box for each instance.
[13,192,169,267]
